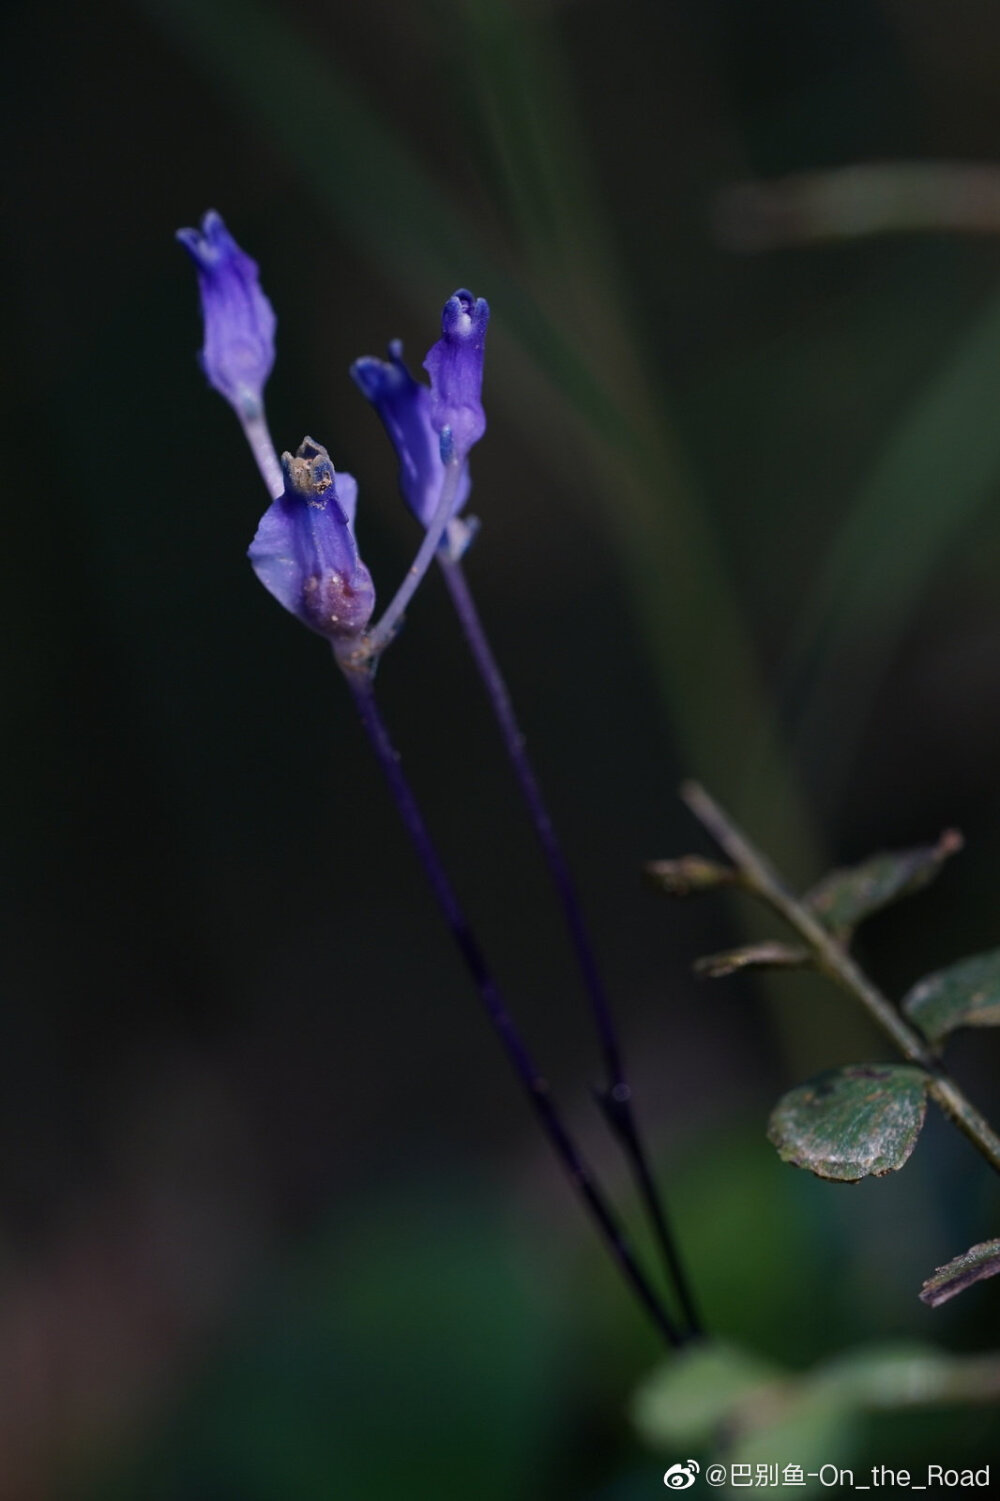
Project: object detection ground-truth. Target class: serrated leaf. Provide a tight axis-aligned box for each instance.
[631,1340,784,1447]
[920,1238,1000,1308]
[694,942,810,979]
[902,948,1000,1044]
[804,831,962,934]
[768,1065,930,1181]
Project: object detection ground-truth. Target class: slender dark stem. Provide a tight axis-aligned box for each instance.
[339,659,685,1348]
[682,781,1000,1176]
[439,553,701,1336]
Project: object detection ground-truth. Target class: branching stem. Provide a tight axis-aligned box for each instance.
[361,459,463,660]
[441,552,700,1336]
[681,781,1000,1176]
[338,661,687,1348]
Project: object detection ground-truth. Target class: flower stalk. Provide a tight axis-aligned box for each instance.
[357,457,465,663]
[349,285,700,1330]
[244,410,284,500]
[341,660,687,1348]
[441,551,701,1336]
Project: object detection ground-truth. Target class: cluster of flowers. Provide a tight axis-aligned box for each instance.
[177,210,489,655]
[177,213,694,1348]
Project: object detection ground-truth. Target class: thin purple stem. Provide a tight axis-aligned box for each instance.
[439,553,701,1337]
[361,458,463,660]
[340,659,685,1349]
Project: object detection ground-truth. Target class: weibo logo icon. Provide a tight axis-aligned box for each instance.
[663,1460,700,1489]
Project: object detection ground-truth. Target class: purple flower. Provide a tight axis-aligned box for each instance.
[423,290,489,461]
[350,341,471,527]
[248,438,375,641]
[177,210,276,420]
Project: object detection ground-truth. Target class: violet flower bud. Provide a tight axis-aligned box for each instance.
[350,341,471,528]
[422,290,489,461]
[248,438,375,641]
[176,210,276,421]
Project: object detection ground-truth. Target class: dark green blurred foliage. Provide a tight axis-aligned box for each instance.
[4,0,1000,1494]
[89,1175,566,1501]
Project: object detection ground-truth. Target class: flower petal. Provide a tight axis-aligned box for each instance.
[422,290,489,461]
[351,342,470,526]
[248,439,375,640]
[177,210,276,420]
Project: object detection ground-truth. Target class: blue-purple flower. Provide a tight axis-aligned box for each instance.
[177,210,276,421]
[350,341,472,528]
[351,289,488,525]
[423,290,489,462]
[248,438,375,641]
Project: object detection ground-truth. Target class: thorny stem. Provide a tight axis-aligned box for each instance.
[361,459,464,661]
[681,781,1000,1177]
[340,661,687,1348]
[440,552,701,1336]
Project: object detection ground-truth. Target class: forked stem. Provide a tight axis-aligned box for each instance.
[361,460,463,660]
[441,551,701,1336]
[338,661,688,1347]
[681,781,1000,1175]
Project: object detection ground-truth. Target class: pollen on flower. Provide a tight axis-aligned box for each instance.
[284,442,337,500]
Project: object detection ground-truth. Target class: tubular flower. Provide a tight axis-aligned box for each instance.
[350,341,471,528]
[248,438,375,641]
[176,210,276,420]
[423,290,489,462]
[351,289,489,525]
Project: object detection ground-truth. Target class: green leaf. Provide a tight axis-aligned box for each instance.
[804,831,962,934]
[694,942,810,979]
[920,1238,1000,1308]
[723,1341,1000,1489]
[727,1399,859,1493]
[631,1340,783,1447]
[902,948,1000,1044]
[767,1065,930,1181]
[634,1337,1000,1495]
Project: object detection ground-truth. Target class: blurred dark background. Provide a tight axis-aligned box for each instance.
[4,0,1000,1495]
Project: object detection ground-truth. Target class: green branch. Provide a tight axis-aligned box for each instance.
[681,781,1000,1177]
